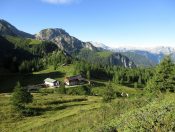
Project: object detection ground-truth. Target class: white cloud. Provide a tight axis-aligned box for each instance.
[42,0,79,4]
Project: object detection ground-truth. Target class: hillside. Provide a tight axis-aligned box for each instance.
[77,49,136,68]
[0,35,59,72]
[93,42,175,66]
[121,51,157,67]
[0,19,138,73]
[0,91,174,131]
[97,93,175,131]
[0,19,34,38]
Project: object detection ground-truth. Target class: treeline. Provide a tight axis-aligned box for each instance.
[18,50,71,73]
[73,60,154,88]
[112,67,153,87]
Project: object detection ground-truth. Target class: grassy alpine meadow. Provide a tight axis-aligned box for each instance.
[0,93,102,132]
[29,39,43,45]
[1,91,174,132]
[1,61,175,132]
[0,71,143,132]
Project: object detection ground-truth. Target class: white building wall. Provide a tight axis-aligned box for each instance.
[45,81,54,87]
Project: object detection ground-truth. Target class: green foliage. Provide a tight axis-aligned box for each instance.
[146,56,175,93]
[19,59,44,73]
[113,67,153,87]
[47,51,71,69]
[97,51,113,57]
[134,82,138,88]
[102,82,115,102]
[0,36,59,73]
[77,49,134,67]
[11,82,33,111]
[55,84,66,94]
[99,94,175,132]
[86,70,91,80]
[29,39,42,45]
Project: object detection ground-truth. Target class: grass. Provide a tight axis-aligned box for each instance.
[1,64,174,131]
[0,87,174,131]
[0,65,75,92]
[97,51,113,58]
[33,65,75,77]
[29,39,42,45]
[0,93,102,132]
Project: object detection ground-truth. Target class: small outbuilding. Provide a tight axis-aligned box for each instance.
[44,78,59,87]
[64,75,85,86]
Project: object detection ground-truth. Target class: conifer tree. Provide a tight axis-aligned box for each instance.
[11,82,33,111]
[146,56,175,93]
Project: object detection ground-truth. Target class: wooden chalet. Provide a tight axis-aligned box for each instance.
[64,75,85,86]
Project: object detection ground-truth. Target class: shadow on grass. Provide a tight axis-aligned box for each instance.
[90,81,106,87]
[122,82,144,89]
[25,103,88,117]
[46,98,88,105]
[0,71,65,93]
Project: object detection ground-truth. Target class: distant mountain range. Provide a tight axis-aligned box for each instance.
[90,42,112,51]
[0,19,135,68]
[92,42,175,67]
[1,19,174,67]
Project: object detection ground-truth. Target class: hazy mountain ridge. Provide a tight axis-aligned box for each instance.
[92,42,175,66]
[91,42,112,51]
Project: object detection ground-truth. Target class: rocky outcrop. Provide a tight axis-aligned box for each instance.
[35,28,97,53]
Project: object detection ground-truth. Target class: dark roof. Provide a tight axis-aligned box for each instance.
[65,75,82,81]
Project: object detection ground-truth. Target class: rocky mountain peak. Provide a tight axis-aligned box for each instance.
[35,28,97,53]
[35,28,69,40]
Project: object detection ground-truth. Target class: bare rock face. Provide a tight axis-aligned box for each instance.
[35,28,97,53]
[111,53,136,68]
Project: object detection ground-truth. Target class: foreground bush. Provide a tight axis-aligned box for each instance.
[102,82,115,102]
[97,94,175,132]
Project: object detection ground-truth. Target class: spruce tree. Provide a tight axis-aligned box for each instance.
[86,70,91,80]
[146,56,175,93]
[11,82,33,111]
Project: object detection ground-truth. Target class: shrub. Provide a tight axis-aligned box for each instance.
[102,82,115,102]
[54,84,66,94]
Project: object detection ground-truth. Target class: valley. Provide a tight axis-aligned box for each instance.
[0,19,175,132]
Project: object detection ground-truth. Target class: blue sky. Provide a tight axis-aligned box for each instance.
[1,0,175,47]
